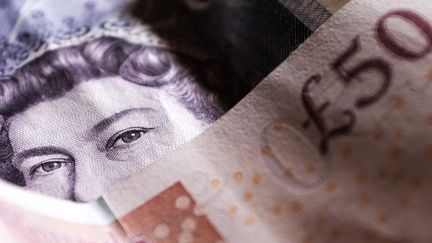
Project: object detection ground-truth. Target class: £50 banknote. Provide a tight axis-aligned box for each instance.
[103,0,432,242]
[2,0,431,242]
[0,0,317,202]
[0,0,340,242]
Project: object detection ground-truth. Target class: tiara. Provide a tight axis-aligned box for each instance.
[0,2,215,77]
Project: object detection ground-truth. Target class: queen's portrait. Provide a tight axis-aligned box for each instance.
[0,36,245,202]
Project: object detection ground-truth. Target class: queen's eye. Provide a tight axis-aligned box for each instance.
[106,127,153,150]
[31,159,70,175]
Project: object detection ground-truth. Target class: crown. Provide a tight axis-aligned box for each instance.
[0,1,216,77]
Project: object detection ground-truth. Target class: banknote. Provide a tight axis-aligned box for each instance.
[0,182,122,242]
[316,0,350,13]
[0,0,346,243]
[0,0,326,202]
[101,0,432,243]
[8,0,432,242]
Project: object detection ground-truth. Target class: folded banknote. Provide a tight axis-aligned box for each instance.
[0,0,332,241]
[2,0,431,242]
[0,0,315,202]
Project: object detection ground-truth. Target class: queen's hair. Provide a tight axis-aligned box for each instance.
[0,36,247,185]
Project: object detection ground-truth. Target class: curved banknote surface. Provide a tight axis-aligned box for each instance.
[103,0,432,242]
[0,0,315,202]
[0,0,331,242]
[2,0,431,242]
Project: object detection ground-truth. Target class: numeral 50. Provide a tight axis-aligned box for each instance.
[302,10,432,154]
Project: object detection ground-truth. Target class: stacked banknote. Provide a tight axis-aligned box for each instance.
[0,0,431,242]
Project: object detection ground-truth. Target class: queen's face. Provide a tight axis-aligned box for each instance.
[7,77,207,202]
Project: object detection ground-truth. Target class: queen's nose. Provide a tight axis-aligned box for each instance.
[71,152,112,202]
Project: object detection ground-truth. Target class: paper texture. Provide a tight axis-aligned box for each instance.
[103,0,432,242]
[0,0,312,202]
[1,0,431,242]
